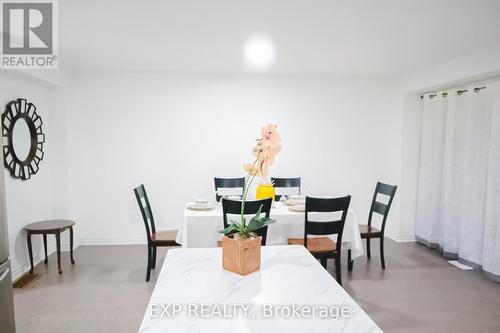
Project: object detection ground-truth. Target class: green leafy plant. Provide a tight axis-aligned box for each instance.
[220,205,275,240]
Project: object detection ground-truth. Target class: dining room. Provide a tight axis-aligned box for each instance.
[0,1,500,333]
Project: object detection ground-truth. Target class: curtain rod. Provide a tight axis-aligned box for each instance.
[420,86,486,99]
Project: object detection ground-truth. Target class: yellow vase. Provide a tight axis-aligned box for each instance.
[256,183,275,202]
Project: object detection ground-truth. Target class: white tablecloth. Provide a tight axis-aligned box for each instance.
[176,202,364,260]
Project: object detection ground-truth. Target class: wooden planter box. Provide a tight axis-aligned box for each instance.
[222,235,262,276]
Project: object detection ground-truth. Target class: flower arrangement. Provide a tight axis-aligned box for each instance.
[220,124,282,240]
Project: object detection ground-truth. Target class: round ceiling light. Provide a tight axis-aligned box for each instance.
[244,38,275,69]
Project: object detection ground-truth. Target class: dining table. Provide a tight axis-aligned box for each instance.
[176,201,365,261]
[139,245,382,332]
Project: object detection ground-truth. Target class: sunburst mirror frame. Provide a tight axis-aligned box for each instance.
[2,98,45,180]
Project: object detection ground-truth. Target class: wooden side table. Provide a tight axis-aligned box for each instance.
[24,219,76,274]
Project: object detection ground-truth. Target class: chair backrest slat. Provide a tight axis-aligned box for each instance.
[306,196,349,212]
[134,184,156,243]
[368,182,397,234]
[271,177,301,201]
[214,177,245,202]
[306,220,344,235]
[376,182,396,196]
[371,201,387,216]
[304,196,351,249]
[221,198,272,245]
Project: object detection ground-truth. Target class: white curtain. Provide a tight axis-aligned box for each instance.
[416,82,500,282]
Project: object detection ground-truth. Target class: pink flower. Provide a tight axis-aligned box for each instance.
[260,124,281,147]
[258,159,270,179]
[260,144,281,166]
[243,124,281,181]
[243,163,259,175]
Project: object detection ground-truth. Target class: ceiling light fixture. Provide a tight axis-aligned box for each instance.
[244,37,275,69]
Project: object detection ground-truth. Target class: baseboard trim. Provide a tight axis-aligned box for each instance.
[78,237,146,245]
[12,243,79,281]
[394,234,416,243]
[385,233,398,242]
[12,248,56,281]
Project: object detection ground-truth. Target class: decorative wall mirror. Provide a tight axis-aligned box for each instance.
[2,98,45,180]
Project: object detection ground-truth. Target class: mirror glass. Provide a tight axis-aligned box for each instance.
[12,118,31,162]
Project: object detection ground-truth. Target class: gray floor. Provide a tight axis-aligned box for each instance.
[13,239,500,333]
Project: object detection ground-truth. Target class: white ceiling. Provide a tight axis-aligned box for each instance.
[59,0,500,78]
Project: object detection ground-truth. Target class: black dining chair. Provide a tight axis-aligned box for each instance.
[288,196,351,285]
[348,182,397,271]
[134,184,180,282]
[214,177,245,202]
[220,197,273,246]
[271,177,301,201]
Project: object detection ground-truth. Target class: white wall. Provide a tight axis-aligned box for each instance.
[400,43,500,93]
[0,72,70,279]
[68,73,402,244]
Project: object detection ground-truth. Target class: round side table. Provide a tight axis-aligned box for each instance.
[24,219,76,274]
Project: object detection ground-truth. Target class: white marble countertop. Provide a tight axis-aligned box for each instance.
[139,246,382,333]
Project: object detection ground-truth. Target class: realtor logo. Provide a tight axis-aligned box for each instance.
[1,0,58,69]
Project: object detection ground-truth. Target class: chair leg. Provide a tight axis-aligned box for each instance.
[320,258,327,269]
[366,238,371,259]
[380,237,385,269]
[335,257,342,286]
[152,246,157,269]
[146,245,152,282]
[347,249,353,272]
